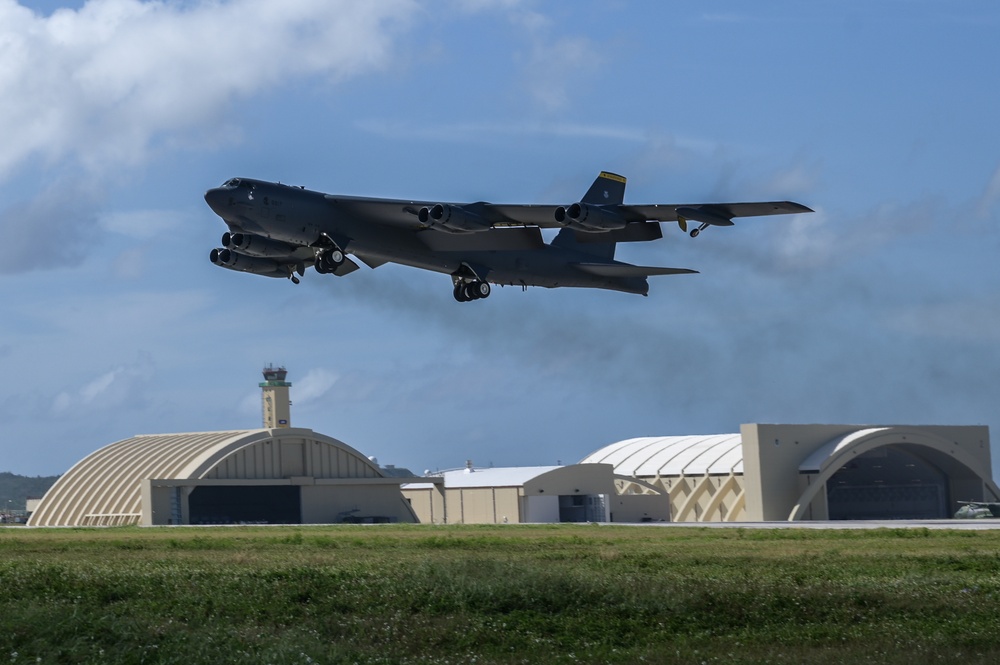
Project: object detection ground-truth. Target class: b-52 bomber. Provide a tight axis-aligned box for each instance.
[205,171,811,302]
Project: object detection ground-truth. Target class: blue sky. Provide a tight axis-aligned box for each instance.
[1,0,998,480]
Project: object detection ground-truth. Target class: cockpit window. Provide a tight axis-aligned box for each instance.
[222,178,255,190]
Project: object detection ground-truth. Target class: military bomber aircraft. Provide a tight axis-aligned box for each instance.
[205,171,812,302]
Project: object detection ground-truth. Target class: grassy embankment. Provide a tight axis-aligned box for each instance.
[2,525,1000,664]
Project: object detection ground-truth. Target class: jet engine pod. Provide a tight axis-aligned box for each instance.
[417,204,490,233]
[556,202,627,232]
[224,232,299,258]
[210,247,284,275]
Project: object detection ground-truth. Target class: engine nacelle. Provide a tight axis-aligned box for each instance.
[222,232,299,258]
[554,202,627,232]
[417,204,490,233]
[210,248,287,278]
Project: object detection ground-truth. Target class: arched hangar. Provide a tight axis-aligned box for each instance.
[580,424,999,522]
[28,428,419,526]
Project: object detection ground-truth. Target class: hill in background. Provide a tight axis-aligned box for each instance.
[0,472,60,511]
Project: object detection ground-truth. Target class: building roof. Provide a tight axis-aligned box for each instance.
[433,466,563,489]
[579,435,744,476]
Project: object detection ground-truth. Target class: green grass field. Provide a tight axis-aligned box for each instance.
[2,525,1000,664]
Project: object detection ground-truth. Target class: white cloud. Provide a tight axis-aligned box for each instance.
[293,368,339,405]
[51,355,154,417]
[0,0,417,179]
[356,118,647,143]
[764,196,941,274]
[509,11,605,112]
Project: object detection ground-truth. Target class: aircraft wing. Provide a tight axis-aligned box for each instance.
[324,195,435,228]
[618,201,814,224]
[325,195,562,229]
[325,195,811,232]
[477,201,812,228]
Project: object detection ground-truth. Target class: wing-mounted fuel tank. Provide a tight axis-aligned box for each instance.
[554,202,628,232]
[674,206,734,238]
[417,204,491,233]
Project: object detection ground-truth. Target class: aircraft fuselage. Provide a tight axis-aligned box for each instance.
[205,178,652,295]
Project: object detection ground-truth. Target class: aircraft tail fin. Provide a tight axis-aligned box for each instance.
[581,171,627,205]
[550,171,628,259]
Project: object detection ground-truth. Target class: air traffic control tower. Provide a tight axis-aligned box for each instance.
[260,365,292,428]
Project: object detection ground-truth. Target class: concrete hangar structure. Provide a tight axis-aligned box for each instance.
[581,424,1000,522]
[29,366,420,527]
[27,428,421,527]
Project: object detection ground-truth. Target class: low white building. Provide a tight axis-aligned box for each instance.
[402,463,669,524]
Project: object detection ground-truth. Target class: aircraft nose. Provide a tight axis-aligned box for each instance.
[204,188,227,215]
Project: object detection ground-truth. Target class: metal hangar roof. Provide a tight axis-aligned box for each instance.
[579,434,744,477]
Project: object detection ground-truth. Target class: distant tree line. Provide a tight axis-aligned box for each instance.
[0,472,60,511]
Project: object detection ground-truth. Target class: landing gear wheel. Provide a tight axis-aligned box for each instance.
[471,280,491,299]
[690,228,700,238]
[316,248,345,273]
[456,280,490,301]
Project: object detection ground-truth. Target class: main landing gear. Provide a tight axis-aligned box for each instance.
[453,279,491,302]
[451,263,491,303]
[314,247,345,274]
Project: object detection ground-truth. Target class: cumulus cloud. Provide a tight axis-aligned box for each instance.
[0,0,417,179]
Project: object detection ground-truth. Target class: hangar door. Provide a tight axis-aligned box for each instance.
[189,486,301,525]
[558,494,608,522]
[826,446,949,519]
